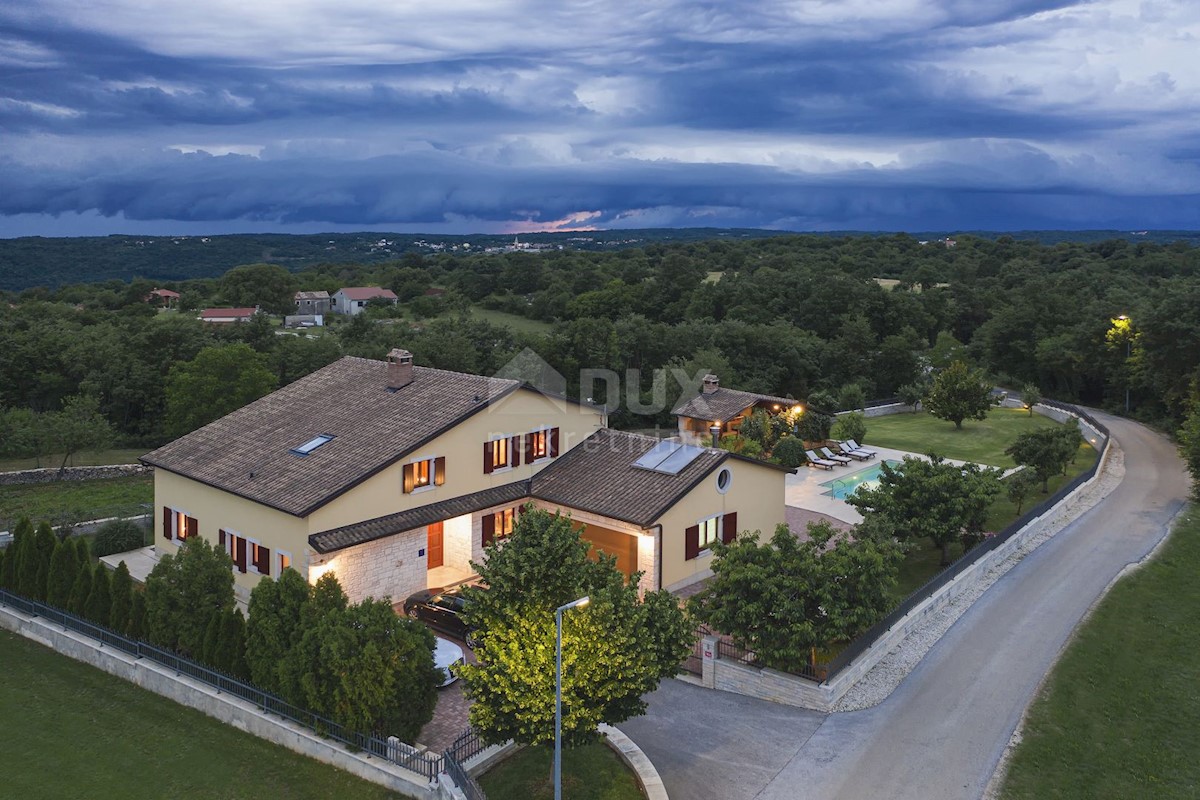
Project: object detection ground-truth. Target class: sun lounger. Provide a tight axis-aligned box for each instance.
[805,450,837,470]
[846,439,878,457]
[819,446,853,465]
[836,441,872,461]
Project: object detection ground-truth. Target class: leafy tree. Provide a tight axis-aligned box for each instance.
[1021,383,1041,416]
[796,410,833,442]
[246,567,309,693]
[84,564,112,625]
[46,540,79,608]
[219,263,297,315]
[847,455,1003,565]
[690,522,902,670]
[806,389,838,415]
[898,381,925,412]
[837,383,867,412]
[831,412,867,445]
[289,590,439,741]
[925,361,993,430]
[772,436,807,469]
[144,537,235,656]
[1180,395,1200,497]
[459,509,692,747]
[47,395,115,474]
[164,343,276,437]
[1007,469,1041,516]
[68,562,92,616]
[928,331,969,370]
[1006,428,1072,492]
[92,519,145,557]
[109,561,134,632]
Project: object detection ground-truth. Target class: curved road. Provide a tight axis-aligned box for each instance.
[622,412,1189,800]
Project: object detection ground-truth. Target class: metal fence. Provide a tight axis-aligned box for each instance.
[443,749,487,800]
[717,640,825,682]
[0,588,445,780]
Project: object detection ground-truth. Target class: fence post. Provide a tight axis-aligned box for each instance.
[701,635,718,689]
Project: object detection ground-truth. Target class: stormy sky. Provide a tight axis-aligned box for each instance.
[1,0,1198,236]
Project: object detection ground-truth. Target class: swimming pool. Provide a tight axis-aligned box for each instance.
[819,459,901,500]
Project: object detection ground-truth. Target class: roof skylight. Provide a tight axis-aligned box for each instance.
[291,434,334,456]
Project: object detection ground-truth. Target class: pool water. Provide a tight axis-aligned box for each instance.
[819,459,901,500]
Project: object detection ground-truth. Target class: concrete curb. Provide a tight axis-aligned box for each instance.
[603,723,669,800]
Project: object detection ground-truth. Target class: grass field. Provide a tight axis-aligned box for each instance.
[0,448,147,472]
[0,475,153,531]
[465,306,553,335]
[865,407,1066,467]
[0,629,404,799]
[479,741,644,800]
[1000,507,1200,800]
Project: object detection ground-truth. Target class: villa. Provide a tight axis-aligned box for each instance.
[141,350,788,604]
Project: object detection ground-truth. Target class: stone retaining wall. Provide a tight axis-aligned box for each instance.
[0,605,435,799]
[0,464,149,486]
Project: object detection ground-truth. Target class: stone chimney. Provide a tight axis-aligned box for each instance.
[702,374,720,395]
[387,348,414,390]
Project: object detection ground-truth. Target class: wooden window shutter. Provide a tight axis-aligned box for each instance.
[549,427,560,457]
[483,441,494,474]
[523,433,534,464]
[510,435,521,467]
[186,516,198,540]
[162,507,172,541]
[482,514,495,548]
[402,463,415,493]
[722,512,738,544]
[685,524,700,560]
[434,456,446,486]
[258,546,271,576]
[234,538,247,573]
[218,529,226,550]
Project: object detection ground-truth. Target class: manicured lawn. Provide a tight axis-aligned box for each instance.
[0,475,153,531]
[479,741,644,800]
[1001,507,1200,800]
[983,443,1098,531]
[865,407,1062,467]
[0,448,148,472]
[0,629,404,799]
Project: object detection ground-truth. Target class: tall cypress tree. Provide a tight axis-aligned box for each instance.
[84,565,112,626]
[214,609,249,679]
[68,564,92,617]
[46,541,78,608]
[31,523,57,602]
[127,591,147,639]
[108,561,134,633]
[12,518,38,597]
[201,611,222,666]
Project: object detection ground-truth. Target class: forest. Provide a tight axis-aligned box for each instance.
[2,232,1199,458]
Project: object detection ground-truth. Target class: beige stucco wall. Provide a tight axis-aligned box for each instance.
[154,469,310,601]
[305,389,604,533]
[656,458,787,593]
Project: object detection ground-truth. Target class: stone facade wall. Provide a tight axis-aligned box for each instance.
[311,528,427,605]
[0,463,149,486]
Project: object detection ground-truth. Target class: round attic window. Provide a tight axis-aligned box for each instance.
[716,467,732,494]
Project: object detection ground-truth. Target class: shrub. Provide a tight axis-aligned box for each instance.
[797,410,833,442]
[837,383,867,412]
[92,519,146,557]
[898,381,925,411]
[772,437,808,469]
[831,412,867,445]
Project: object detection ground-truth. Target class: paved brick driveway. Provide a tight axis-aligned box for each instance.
[416,633,476,753]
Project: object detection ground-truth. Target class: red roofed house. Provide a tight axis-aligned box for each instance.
[146,288,181,308]
[200,307,258,324]
[332,286,399,316]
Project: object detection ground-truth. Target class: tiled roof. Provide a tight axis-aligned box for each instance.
[309,481,530,553]
[295,291,330,300]
[142,357,519,517]
[338,287,398,301]
[529,429,728,527]
[672,387,799,423]
[151,288,180,297]
[200,307,257,318]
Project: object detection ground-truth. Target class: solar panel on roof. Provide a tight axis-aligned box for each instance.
[633,440,680,470]
[653,444,706,475]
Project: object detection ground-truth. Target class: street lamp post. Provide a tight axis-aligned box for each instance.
[555,596,590,800]
[1117,315,1132,413]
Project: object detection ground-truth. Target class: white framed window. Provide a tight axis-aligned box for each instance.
[716,467,733,494]
[404,456,444,493]
[491,436,510,470]
[528,429,549,461]
[699,514,722,551]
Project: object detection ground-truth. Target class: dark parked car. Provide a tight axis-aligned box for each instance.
[403,587,479,647]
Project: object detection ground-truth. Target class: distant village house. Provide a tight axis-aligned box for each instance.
[332,287,398,316]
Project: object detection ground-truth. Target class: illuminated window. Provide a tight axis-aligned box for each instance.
[278,551,292,573]
[531,430,549,460]
[491,437,509,470]
[414,459,431,488]
[496,507,517,538]
[699,515,721,550]
[404,457,443,493]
